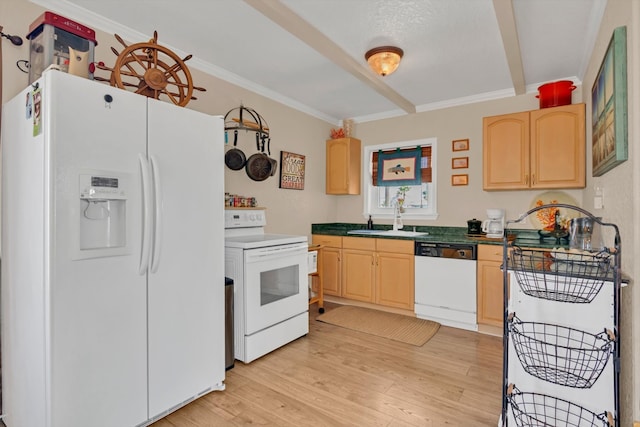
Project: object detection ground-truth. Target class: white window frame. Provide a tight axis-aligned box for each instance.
[362,137,438,221]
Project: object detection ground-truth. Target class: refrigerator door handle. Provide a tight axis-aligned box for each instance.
[149,154,163,274]
[139,154,153,275]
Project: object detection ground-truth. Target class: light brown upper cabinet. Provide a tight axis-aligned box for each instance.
[326,137,361,195]
[483,103,585,190]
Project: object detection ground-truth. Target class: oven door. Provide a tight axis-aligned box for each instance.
[243,242,308,334]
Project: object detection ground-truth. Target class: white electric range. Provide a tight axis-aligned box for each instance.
[224,209,308,363]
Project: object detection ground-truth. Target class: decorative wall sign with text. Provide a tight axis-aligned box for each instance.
[279,151,305,190]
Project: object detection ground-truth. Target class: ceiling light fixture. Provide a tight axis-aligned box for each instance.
[364,46,403,77]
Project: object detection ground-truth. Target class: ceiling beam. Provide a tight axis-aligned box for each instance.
[493,0,526,95]
[243,0,416,115]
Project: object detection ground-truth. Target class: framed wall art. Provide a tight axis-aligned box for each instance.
[451,174,468,186]
[452,139,469,152]
[452,156,468,169]
[376,147,421,186]
[592,26,628,177]
[279,151,305,190]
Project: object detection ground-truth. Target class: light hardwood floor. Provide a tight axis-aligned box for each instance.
[152,303,503,426]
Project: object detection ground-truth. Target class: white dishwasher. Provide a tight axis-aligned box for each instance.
[414,242,478,331]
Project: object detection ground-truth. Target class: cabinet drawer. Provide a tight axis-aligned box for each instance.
[312,234,342,248]
[376,238,414,254]
[478,244,503,261]
[342,236,376,251]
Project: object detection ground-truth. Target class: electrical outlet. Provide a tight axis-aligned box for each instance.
[594,195,603,209]
[594,186,604,209]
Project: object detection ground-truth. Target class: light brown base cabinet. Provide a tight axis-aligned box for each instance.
[342,237,415,310]
[483,103,585,190]
[476,244,506,328]
[311,235,342,296]
[375,244,415,310]
[342,237,375,301]
[312,235,414,310]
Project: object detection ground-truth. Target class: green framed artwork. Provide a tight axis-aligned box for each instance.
[592,26,628,177]
[376,147,421,186]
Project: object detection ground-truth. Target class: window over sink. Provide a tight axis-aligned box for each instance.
[363,138,438,221]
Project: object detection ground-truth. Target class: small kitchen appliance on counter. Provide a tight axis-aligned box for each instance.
[482,208,505,238]
[467,218,482,235]
[224,208,309,364]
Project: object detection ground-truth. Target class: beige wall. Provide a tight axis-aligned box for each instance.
[581,1,638,425]
[2,0,638,423]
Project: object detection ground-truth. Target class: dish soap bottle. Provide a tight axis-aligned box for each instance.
[367,215,373,230]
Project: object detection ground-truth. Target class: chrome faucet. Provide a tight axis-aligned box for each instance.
[393,202,404,231]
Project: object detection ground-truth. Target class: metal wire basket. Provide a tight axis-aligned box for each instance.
[509,247,612,303]
[508,387,612,427]
[509,317,614,388]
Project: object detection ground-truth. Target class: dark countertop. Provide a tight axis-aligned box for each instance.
[311,222,569,249]
[311,223,629,283]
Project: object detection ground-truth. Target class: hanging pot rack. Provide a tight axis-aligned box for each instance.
[223,105,277,181]
[223,105,269,137]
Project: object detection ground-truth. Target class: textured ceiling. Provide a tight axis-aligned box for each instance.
[31,0,605,124]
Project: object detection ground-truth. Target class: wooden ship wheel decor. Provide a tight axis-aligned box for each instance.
[95,31,205,107]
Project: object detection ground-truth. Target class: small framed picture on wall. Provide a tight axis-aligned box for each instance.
[452,139,469,151]
[452,157,468,169]
[451,174,468,186]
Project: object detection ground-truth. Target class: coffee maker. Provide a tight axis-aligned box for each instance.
[482,208,505,238]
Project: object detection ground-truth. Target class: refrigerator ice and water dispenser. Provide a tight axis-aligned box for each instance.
[79,174,126,250]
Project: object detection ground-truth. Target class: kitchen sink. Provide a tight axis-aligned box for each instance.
[347,229,429,237]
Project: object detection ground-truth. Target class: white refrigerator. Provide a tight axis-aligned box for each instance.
[1,71,225,427]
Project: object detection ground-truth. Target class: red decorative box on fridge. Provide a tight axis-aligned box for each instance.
[536,80,576,108]
[26,11,98,83]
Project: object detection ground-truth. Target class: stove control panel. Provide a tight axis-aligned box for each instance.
[224,209,266,228]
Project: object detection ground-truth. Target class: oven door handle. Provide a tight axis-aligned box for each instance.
[245,243,308,262]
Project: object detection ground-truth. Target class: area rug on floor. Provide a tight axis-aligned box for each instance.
[316,305,440,346]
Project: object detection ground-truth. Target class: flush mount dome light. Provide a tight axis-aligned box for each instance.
[364,46,403,76]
